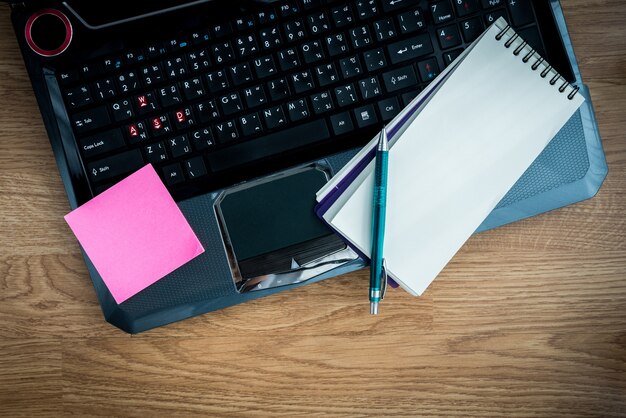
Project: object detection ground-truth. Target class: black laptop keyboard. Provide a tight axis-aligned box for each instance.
[58,0,545,198]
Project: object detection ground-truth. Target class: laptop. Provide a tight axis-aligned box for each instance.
[5,0,607,333]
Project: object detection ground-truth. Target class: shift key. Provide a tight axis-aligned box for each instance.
[87,149,144,182]
[387,34,433,65]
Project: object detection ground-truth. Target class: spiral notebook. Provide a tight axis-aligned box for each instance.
[315,17,585,296]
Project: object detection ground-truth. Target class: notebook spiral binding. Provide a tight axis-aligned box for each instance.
[495,24,580,100]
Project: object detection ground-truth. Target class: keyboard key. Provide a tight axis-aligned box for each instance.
[92,78,117,101]
[507,0,534,26]
[184,156,207,179]
[517,26,545,57]
[214,120,239,143]
[162,163,184,186]
[300,0,318,11]
[212,41,235,64]
[207,119,330,171]
[430,1,455,24]
[325,33,350,57]
[65,85,93,108]
[291,70,316,93]
[211,22,232,38]
[144,141,168,164]
[205,70,229,93]
[87,149,144,183]
[315,63,339,87]
[126,121,149,143]
[339,55,364,78]
[140,63,165,86]
[196,100,220,123]
[349,25,373,49]
[417,58,440,82]
[443,49,463,66]
[277,48,301,71]
[181,77,206,100]
[80,129,125,159]
[363,48,387,71]
[388,34,433,64]
[187,49,211,72]
[253,55,278,78]
[268,78,290,101]
[243,85,268,108]
[167,135,192,158]
[279,3,300,17]
[235,15,256,31]
[397,9,426,34]
[72,106,110,135]
[117,70,141,93]
[311,91,333,114]
[158,84,183,107]
[229,63,254,86]
[258,7,279,23]
[482,0,504,8]
[358,76,382,99]
[146,43,168,58]
[218,92,244,116]
[401,89,421,106]
[78,63,100,79]
[461,17,484,42]
[135,92,159,115]
[190,127,216,150]
[166,36,189,51]
[484,9,508,26]
[150,115,173,137]
[301,40,325,64]
[124,50,145,65]
[454,0,480,17]
[382,65,418,92]
[334,84,358,107]
[58,69,79,86]
[286,98,310,122]
[239,112,264,136]
[262,105,288,129]
[381,0,410,13]
[164,56,188,79]
[307,11,331,34]
[173,107,196,130]
[331,4,354,28]
[373,18,397,41]
[330,112,354,136]
[437,25,462,49]
[190,30,211,45]
[260,26,283,50]
[110,98,134,122]
[377,97,401,121]
[353,104,377,128]
[283,19,306,43]
[355,0,379,20]
[235,34,259,58]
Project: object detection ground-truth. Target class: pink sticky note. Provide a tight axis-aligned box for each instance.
[64,164,204,304]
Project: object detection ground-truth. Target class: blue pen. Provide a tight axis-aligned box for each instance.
[370,126,389,315]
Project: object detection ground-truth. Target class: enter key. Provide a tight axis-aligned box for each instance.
[387,34,433,64]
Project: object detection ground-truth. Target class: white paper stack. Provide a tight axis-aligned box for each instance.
[315,18,584,296]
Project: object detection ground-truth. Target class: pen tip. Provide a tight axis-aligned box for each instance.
[370,302,379,315]
[377,127,388,151]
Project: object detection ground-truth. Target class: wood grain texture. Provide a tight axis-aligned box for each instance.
[1,1,625,416]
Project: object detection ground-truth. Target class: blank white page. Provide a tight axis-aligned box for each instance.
[323,19,584,296]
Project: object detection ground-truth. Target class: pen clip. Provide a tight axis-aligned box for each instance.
[380,258,388,300]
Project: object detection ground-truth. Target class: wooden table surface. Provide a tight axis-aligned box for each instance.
[1,1,625,416]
